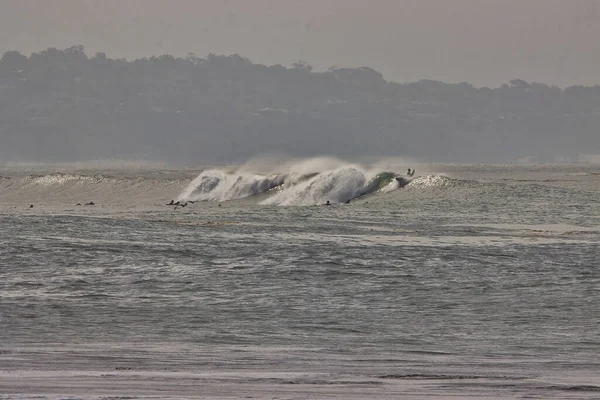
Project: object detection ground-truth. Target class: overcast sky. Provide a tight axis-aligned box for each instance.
[1,0,599,87]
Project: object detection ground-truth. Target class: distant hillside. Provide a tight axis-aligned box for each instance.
[1,46,599,163]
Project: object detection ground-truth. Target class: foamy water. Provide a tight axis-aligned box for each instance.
[1,160,599,399]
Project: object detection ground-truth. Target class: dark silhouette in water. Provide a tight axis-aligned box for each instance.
[167,200,175,205]
[325,200,331,206]
[345,199,351,204]
[395,176,412,188]
[84,201,95,206]
[29,204,33,208]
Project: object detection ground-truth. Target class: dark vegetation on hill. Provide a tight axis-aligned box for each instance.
[1,46,599,163]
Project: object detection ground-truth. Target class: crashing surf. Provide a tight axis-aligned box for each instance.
[0,158,461,207]
[176,161,421,206]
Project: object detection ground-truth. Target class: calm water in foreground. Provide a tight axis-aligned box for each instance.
[0,162,599,399]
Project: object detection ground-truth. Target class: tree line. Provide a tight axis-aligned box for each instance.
[1,46,599,163]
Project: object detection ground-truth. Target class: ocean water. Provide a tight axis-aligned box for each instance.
[0,161,599,399]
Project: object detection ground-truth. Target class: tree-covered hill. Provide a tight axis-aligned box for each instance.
[1,46,599,163]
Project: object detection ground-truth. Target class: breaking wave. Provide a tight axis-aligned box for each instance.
[177,162,418,206]
[23,172,120,186]
[260,167,400,206]
[0,171,188,204]
[0,159,465,207]
[403,174,463,189]
[177,170,285,202]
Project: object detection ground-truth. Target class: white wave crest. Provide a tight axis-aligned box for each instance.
[177,169,284,202]
[25,173,117,186]
[261,166,369,206]
[407,175,459,188]
[175,158,440,205]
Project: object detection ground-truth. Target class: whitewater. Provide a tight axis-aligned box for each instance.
[0,157,413,207]
[176,165,403,206]
[1,158,599,399]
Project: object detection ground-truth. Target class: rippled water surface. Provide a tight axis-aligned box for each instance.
[1,163,599,399]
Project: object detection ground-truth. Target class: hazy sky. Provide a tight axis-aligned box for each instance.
[1,0,599,87]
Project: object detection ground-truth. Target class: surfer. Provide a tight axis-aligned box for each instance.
[345,199,351,204]
[167,200,175,205]
[325,200,331,206]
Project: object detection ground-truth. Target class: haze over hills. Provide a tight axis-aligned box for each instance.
[1,46,599,164]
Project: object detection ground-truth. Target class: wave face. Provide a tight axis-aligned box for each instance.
[177,170,285,202]
[0,171,188,205]
[262,168,406,206]
[0,159,464,207]
[262,166,368,206]
[177,162,410,206]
